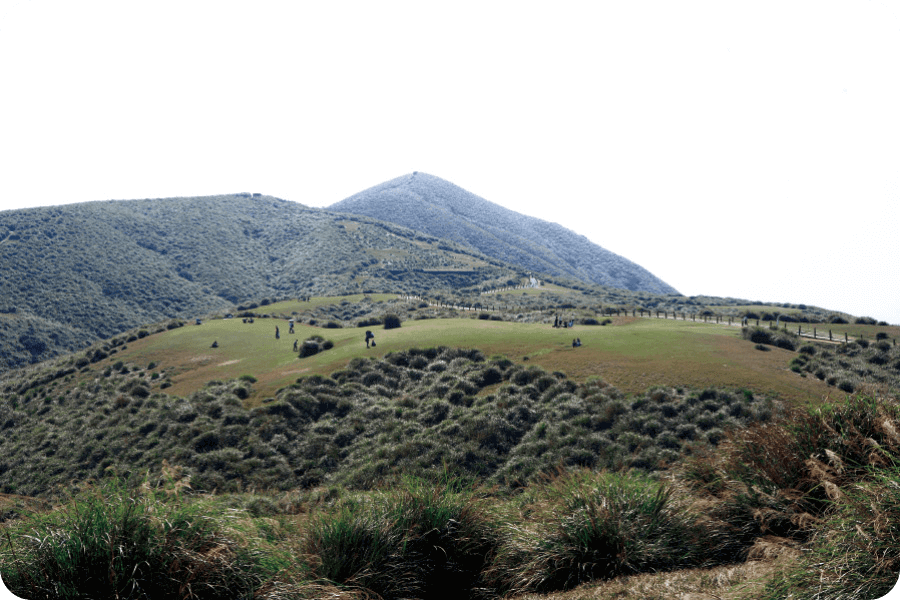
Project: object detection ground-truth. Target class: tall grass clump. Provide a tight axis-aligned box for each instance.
[0,479,299,600]
[759,463,900,600]
[486,470,719,594]
[680,394,900,599]
[303,475,499,599]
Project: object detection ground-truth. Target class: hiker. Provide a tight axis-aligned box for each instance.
[572,338,577,348]
[554,315,559,328]
[289,320,294,334]
[275,326,280,340]
[211,340,218,348]
[365,330,374,348]
[293,339,298,351]
[576,338,582,347]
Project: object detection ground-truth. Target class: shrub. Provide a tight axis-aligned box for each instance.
[0,482,279,600]
[298,340,321,358]
[304,476,498,599]
[383,314,402,330]
[488,471,717,594]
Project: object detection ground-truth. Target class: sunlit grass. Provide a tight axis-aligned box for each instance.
[110,314,833,405]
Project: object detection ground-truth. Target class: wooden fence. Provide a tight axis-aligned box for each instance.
[397,290,896,346]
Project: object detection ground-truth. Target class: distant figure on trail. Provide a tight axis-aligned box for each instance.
[289,320,294,334]
[741,316,748,327]
[275,326,280,340]
[293,339,298,351]
[554,315,559,328]
[569,320,575,328]
[365,330,375,348]
[211,340,218,348]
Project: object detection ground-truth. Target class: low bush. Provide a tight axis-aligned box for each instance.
[742,326,797,351]
[304,476,499,599]
[0,481,291,600]
[383,314,402,330]
[487,470,722,594]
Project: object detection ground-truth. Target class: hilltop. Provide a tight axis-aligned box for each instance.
[329,172,678,294]
[0,194,520,371]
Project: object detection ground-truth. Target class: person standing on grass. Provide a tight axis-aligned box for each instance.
[275,326,280,340]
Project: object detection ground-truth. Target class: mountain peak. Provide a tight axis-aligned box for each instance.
[329,175,678,295]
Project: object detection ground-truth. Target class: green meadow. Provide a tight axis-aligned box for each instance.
[118,306,832,406]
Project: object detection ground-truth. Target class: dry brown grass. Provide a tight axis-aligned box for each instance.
[509,545,802,600]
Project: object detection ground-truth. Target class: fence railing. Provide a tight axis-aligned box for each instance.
[397,290,896,346]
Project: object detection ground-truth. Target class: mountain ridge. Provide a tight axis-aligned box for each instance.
[328,172,678,295]
[0,193,521,371]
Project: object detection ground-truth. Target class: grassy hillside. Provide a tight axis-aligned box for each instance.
[113,304,835,405]
[0,195,522,371]
[4,293,898,499]
[328,172,679,294]
[2,296,900,598]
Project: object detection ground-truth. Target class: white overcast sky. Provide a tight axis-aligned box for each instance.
[1,1,899,325]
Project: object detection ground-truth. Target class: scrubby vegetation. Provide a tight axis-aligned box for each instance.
[2,393,898,599]
[788,339,900,396]
[0,347,777,498]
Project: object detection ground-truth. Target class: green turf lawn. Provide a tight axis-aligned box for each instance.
[117,312,835,407]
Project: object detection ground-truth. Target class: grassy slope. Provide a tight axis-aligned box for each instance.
[4,293,900,599]
[113,305,832,406]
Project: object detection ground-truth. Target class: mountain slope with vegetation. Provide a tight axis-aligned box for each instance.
[329,172,678,295]
[0,194,520,371]
[2,306,899,598]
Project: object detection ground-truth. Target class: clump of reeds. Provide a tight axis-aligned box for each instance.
[302,474,499,600]
[484,469,725,595]
[0,477,310,600]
